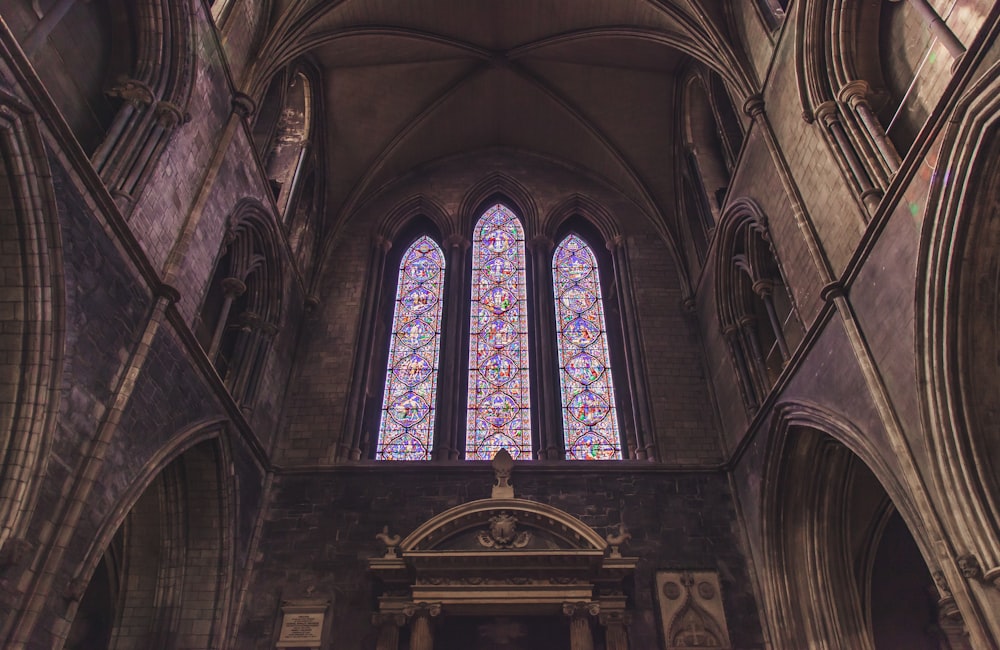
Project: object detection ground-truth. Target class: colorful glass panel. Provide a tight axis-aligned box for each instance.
[377,236,445,460]
[466,205,532,459]
[553,235,622,460]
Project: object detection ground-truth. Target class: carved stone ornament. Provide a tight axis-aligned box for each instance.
[491,448,515,498]
[106,76,155,107]
[656,571,732,650]
[375,525,401,558]
[605,523,631,559]
[957,553,982,580]
[477,511,531,549]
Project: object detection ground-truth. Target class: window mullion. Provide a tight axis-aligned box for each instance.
[435,234,470,460]
[527,234,562,460]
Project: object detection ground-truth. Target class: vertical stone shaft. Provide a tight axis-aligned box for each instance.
[408,611,434,650]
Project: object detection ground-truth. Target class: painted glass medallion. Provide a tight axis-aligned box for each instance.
[466,205,532,459]
[553,234,622,460]
[377,236,445,460]
[565,352,604,385]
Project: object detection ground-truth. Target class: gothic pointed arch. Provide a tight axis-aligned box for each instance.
[714,200,801,412]
[15,0,198,206]
[918,60,1000,601]
[466,203,532,460]
[196,200,284,407]
[66,428,235,650]
[252,60,322,222]
[0,91,65,552]
[758,405,946,650]
[375,235,446,460]
[341,199,451,461]
[458,173,538,239]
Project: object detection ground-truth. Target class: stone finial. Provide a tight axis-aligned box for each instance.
[375,525,401,558]
[491,449,514,499]
[606,523,632,559]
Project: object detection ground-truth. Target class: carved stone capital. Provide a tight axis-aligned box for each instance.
[231,92,256,119]
[443,233,471,251]
[562,601,600,619]
[402,602,442,619]
[983,565,1000,591]
[838,80,873,107]
[156,283,182,305]
[752,278,775,299]
[221,277,247,298]
[605,235,625,252]
[742,94,765,119]
[813,100,842,127]
[154,100,189,129]
[373,234,393,253]
[820,281,846,303]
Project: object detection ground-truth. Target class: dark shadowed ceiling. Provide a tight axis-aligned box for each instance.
[247,0,757,240]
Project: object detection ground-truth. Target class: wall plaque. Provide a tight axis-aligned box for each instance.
[655,571,731,649]
[276,600,328,648]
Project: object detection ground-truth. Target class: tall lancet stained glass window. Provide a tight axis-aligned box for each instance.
[376,236,445,460]
[466,205,532,459]
[553,235,622,459]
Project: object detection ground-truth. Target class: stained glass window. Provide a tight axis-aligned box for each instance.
[466,205,532,459]
[553,235,622,460]
[376,236,445,460]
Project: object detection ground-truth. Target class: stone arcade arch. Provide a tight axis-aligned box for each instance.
[918,59,1000,642]
[65,434,235,650]
[759,409,960,650]
[0,90,64,554]
[369,457,637,650]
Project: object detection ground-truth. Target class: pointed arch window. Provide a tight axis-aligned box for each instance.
[466,205,532,460]
[553,235,622,460]
[376,237,446,460]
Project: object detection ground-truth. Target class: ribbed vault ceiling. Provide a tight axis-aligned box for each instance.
[247,0,756,243]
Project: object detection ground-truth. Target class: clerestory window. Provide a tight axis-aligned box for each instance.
[372,202,629,461]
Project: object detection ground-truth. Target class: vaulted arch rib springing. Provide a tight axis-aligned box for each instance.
[553,235,622,460]
[376,236,446,460]
[466,205,532,460]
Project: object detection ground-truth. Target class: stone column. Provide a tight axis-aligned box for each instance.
[605,236,656,460]
[752,279,790,361]
[403,603,440,650]
[527,235,560,459]
[372,612,405,650]
[890,0,965,59]
[599,611,632,650]
[813,101,882,213]
[343,235,392,460]
[840,80,902,175]
[563,602,599,650]
[207,277,246,359]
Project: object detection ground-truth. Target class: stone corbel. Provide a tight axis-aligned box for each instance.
[106,77,155,108]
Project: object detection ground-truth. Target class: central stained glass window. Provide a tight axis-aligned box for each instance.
[376,236,445,460]
[466,204,532,459]
[553,234,622,459]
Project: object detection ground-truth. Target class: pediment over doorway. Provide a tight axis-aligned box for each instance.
[369,496,636,616]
